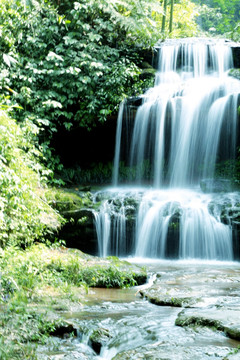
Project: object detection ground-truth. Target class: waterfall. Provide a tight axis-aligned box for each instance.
[112,101,125,186]
[95,38,240,261]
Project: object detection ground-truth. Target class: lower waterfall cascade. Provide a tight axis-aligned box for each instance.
[94,38,240,261]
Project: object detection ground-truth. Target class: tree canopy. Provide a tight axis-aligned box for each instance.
[192,0,240,35]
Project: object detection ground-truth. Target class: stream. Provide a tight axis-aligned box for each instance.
[37,260,240,360]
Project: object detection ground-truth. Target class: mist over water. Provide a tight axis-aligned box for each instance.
[96,39,240,260]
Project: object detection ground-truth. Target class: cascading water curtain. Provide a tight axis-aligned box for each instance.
[96,39,240,260]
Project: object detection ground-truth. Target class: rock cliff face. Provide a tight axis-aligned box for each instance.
[232,46,240,68]
[45,188,98,254]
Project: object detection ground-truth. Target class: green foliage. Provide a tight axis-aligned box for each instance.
[0,0,203,174]
[228,22,240,42]
[0,110,62,248]
[160,0,199,38]
[0,244,146,302]
[60,163,114,185]
[51,262,138,288]
[0,0,160,132]
[192,0,240,35]
[59,160,153,185]
[45,250,140,288]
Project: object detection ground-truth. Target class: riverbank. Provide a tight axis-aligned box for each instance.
[0,244,147,359]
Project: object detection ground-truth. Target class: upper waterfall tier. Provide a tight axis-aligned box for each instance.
[113,39,240,188]
[154,37,240,69]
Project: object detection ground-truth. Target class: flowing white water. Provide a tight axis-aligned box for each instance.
[95,39,240,260]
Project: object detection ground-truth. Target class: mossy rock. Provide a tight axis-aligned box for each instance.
[175,313,223,330]
[88,327,112,354]
[141,292,196,308]
[175,308,240,341]
[44,188,98,252]
[45,188,83,212]
[45,188,95,214]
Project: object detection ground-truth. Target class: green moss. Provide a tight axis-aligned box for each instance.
[45,188,83,211]
[148,295,195,308]
[44,188,99,217]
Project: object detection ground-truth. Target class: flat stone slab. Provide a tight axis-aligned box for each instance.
[176,308,240,341]
[140,282,201,307]
[140,265,240,309]
[140,263,240,346]
[113,342,235,360]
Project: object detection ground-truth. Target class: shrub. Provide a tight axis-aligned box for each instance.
[0,109,61,248]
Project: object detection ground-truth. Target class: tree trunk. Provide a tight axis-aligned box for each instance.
[161,0,168,32]
[169,0,174,33]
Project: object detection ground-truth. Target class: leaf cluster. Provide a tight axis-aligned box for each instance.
[0,0,160,133]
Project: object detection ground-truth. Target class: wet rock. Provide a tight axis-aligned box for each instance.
[140,284,199,308]
[88,327,112,354]
[176,308,240,341]
[50,321,77,338]
[126,96,143,107]
[232,47,240,68]
[207,195,240,256]
[140,265,240,309]
[229,69,240,81]
[44,188,99,253]
[113,342,232,360]
[58,208,98,254]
